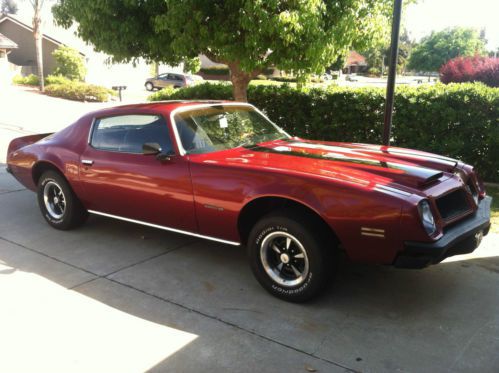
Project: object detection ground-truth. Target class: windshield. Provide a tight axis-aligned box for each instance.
[173,105,289,154]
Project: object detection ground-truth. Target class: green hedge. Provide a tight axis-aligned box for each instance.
[45,82,116,102]
[199,66,230,76]
[149,82,499,182]
[12,74,39,85]
[45,74,72,85]
[13,74,76,86]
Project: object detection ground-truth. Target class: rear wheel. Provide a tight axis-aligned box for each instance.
[247,211,335,302]
[145,82,154,91]
[37,170,88,230]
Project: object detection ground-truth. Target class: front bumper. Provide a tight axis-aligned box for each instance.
[394,196,492,269]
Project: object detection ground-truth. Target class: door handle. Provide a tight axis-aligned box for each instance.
[81,159,94,166]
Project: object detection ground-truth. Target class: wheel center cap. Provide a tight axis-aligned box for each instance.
[53,197,59,204]
[280,253,290,264]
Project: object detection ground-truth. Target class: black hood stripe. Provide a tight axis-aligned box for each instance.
[246,142,443,183]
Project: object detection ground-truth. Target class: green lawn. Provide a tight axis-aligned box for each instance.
[486,184,499,233]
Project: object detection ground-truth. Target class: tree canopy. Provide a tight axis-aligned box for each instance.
[1,0,18,14]
[53,0,394,100]
[408,27,487,73]
[183,57,201,74]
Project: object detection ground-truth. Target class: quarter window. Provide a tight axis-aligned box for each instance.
[90,115,173,154]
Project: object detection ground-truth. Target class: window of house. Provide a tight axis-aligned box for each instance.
[90,115,173,154]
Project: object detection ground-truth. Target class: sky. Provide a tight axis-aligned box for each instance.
[405,0,499,50]
[12,0,499,52]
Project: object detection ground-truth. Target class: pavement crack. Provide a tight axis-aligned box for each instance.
[106,276,359,373]
[0,188,27,195]
[68,277,99,290]
[70,240,197,290]
[103,241,195,279]
[0,236,99,278]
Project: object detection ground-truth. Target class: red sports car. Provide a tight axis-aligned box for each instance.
[6,101,492,302]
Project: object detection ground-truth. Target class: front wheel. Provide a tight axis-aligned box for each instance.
[145,82,154,91]
[247,211,335,302]
[37,170,88,230]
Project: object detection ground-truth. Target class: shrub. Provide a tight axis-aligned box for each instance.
[270,76,297,83]
[149,82,499,181]
[12,74,39,86]
[440,56,499,87]
[367,67,381,77]
[45,74,72,85]
[199,66,230,76]
[52,45,87,81]
[45,82,116,102]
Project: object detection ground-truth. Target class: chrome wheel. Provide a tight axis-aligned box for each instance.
[43,181,66,219]
[260,231,309,287]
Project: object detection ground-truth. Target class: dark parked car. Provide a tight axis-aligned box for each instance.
[6,101,491,302]
[144,73,203,91]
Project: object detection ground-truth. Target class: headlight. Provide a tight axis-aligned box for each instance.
[418,200,436,235]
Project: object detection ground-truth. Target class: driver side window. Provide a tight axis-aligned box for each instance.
[90,115,173,154]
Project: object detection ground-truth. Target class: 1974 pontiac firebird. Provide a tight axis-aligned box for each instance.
[6,101,492,302]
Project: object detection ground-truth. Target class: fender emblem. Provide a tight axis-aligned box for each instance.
[361,227,385,238]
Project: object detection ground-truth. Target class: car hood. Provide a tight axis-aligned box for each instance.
[193,138,459,192]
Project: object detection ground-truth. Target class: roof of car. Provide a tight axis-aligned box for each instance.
[82,100,247,120]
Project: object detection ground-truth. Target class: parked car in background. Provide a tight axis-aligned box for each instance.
[6,102,491,302]
[144,72,203,91]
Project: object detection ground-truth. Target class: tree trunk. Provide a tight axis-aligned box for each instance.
[33,1,44,92]
[228,62,260,102]
[230,71,251,102]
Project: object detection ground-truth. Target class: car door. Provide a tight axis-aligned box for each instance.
[153,74,168,88]
[78,113,197,232]
[167,73,184,87]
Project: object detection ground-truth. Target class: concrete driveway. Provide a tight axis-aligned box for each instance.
[1,86,498,372]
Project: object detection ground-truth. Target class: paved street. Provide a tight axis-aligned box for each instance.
[0,86,498,372]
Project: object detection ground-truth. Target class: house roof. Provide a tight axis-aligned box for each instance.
[0,31,17,49]
[346,51,367,66]
[0,13,85,56]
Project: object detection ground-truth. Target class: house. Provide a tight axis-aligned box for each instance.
[343,50,367,74]
[0,13,84,76]
[0,31,17,85]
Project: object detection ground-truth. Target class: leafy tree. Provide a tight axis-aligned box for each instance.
[362,28,413,75]
[53,0,394,101]
[408,27,486,74]
[1,0,18,14]
[52,45,86,81]
[183,57,201,74]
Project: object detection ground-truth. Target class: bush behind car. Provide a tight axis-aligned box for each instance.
[45,81,117,102]
[149,82,499,182]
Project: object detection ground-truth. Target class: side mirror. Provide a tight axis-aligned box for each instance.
[156,150,176,162]
[143,142,162,155]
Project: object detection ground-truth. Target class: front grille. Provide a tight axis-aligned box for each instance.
[435,189,471,221]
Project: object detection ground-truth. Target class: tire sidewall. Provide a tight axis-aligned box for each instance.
[37,172,73,229]
[248,215,328,302]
